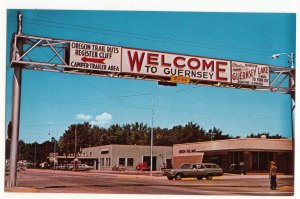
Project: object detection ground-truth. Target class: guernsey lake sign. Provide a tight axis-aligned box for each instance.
[231,61,269,87]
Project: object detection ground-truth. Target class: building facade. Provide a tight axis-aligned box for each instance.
[81,145,173,171]
[173,138,293,174]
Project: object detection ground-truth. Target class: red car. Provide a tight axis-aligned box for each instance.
[136,162,150,171]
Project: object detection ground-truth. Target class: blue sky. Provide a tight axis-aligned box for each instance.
[5,10,295,143]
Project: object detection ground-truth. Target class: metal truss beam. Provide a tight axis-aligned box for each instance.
[10,34,295,95]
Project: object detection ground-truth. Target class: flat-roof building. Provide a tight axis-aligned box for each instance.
[81,145,173,171]
[173,138,293,174]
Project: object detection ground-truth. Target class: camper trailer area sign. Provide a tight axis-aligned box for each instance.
[69,42,121,72]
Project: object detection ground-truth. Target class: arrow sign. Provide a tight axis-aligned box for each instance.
[81,56,105,64]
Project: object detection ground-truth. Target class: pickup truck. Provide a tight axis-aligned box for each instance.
[166,163,223,180]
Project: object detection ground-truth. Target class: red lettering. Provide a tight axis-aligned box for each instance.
[187,58,200,70]
[216,61,228,81]
[147,53,159,66]
[127,51,145,72]
[173,56,185,68]
[202,60,214,71]
[161,55,171,67]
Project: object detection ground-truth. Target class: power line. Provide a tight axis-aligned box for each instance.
[77,76,113,100]
[7,18,275,57]
[20,97,289,120]
[112,86,199,98]
[22,124,67,127]
[22,17,275,56]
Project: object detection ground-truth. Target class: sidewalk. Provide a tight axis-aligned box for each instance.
[5,187,39,193]
[89,169,294,179]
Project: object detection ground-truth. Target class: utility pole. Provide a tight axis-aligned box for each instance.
[73,125,77,171]
[53,138,56,170]
[8,11,23,187]
[34,142,37,169]
[150,98,154,176]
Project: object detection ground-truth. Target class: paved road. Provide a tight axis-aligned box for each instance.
[5,169,294,196]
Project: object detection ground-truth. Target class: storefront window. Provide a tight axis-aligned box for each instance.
[101,150,109,154]
[119,158,125,166]
[166,159,172,168]
[252,152,259,170]
[127,158,134,166]
[252,152,274,171]
[100,158,104,166]
[229,151,244,164]
[105,158,110,167]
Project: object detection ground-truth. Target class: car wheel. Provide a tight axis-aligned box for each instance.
[206,174,213,180]
[167,176,174,180]
[175,173,183,180]
[197,176,203,180]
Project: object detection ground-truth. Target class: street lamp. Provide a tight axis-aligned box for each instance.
[50,132,60,170]
[33,142,37,169]
[271,52,294,68]
[52,137,57,170]
[73,125,78,171]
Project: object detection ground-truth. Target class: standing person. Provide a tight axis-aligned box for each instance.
[269,161,278,190]
[239,161,245,175]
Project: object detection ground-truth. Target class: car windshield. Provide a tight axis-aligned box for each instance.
[180,164,191,169]
[204,164,219,168]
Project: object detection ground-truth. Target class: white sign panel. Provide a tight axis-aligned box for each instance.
[121,48,231,83]
[69,42,121,72]
[175,149,204,157]
[231,61,269,86]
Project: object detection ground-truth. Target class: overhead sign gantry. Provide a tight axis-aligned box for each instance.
[11,34,294,93]
[8,12,295,187]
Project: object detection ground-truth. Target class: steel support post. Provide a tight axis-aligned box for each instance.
[290,69,295,174]
[8,66,22,187]
[8,11,23,187]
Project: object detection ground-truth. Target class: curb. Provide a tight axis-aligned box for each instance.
[5,187,39,193]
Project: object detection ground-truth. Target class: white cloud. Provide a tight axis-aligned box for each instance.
[76,113,92,121]
[91,112,113,127]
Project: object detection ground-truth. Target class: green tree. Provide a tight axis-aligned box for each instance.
[207,127,232,141]
[246,132,285,139]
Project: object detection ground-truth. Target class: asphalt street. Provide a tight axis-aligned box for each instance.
[5,169,294,196]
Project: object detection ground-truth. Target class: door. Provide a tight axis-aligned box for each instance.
[143,156,157,171]
[196,164,207,176]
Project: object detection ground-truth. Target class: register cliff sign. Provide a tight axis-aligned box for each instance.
[69,42,121,72]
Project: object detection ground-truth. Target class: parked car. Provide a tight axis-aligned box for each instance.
[39,162,49,169]
[161,162,173,176]
[136,162,150,171]
[112,164,126,171]
[228,163,246,175]
[76,164,94,171]
[65,164,74,170]
[166,163,223,180]
[5,160,21,173]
